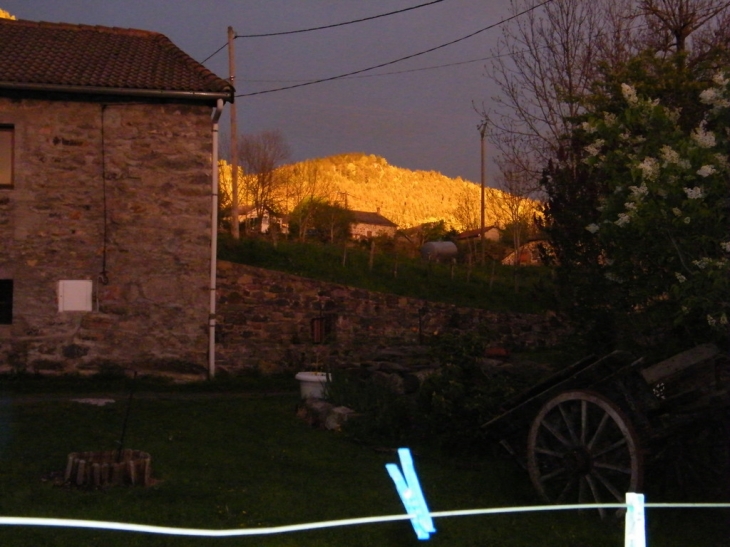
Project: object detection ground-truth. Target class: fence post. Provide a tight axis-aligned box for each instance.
[625,492,646,547]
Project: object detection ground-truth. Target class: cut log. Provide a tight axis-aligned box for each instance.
[64,450,152,487]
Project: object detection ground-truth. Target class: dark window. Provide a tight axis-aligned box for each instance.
[0,280,12,324]
[0,126,14,188]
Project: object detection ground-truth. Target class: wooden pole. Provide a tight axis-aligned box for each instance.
[478,121,487,265]
[228,27,240,239]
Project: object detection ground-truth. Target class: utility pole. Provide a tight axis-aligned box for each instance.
[228,26,240,239]
[478,120,487,265]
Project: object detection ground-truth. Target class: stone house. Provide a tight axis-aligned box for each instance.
[456,225,501,242]
[0,19,233,377]
[238,204,289,235]
[350,210,397,240]
[501,240,548,266]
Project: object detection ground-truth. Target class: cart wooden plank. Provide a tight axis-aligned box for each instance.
[640,343,720,385]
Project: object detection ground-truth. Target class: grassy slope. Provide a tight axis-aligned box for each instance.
[218,236,553,314]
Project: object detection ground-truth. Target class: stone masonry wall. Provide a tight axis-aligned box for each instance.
[0,97,213,376]
[215,261,567,375]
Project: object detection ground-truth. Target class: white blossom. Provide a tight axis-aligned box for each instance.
[712,72,728,87]
[699,88,720,105]
[624,202,637,211]
[660,145,680,165]
[584,139,604,157]
[585,223,600,233]
[692,258,711,269]
[603,112,617,126]
[714,154,728,168]
[628,183,648,198]
[707,315,717,327]
[621,83,639,105]
[721,314,729,326]
[691,121,716,148]
[684,217,691,224]
[637,157,659,180]
[675,272,687,283]
[581,121,596,134]
[683,186,704,199]
[721,241,730,253]
[672,207,682,216]
[615,213,631,226]
[696,165,716,178]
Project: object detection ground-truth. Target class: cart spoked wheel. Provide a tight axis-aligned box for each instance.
[527,390,642,519]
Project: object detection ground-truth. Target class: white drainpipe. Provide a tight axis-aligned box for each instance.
[209,99,224,379]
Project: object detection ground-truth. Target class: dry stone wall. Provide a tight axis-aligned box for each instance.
[215,261,568,375]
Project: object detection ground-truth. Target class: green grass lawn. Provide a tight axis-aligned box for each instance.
[0,383,727,546]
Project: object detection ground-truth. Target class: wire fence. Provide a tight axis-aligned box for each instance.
[2,448,727,545]
[1,501,729,541]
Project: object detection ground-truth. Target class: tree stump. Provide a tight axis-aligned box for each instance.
[64,449,152,487]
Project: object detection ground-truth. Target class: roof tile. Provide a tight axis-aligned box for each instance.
[0,19,233,99]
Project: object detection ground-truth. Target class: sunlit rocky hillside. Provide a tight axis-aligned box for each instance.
[219,152,538,231]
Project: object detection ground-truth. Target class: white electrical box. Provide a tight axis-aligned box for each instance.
[58,280,93,312]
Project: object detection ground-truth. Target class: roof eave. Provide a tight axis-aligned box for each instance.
[0,81,234,103]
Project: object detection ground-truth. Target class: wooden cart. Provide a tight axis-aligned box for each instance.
[482,344,729,517]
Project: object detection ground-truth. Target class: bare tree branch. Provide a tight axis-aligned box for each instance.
[238,130,291,219]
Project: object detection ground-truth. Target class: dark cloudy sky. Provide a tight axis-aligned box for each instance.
[4,1,513,183]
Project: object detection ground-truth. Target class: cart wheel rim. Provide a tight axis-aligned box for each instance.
[527,389,643,518]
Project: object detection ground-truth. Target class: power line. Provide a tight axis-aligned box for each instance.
[236,0,446,38]
[199,0,446,64]
[241,51,516,84]
[200,42,227,64]
[236,0,555,97]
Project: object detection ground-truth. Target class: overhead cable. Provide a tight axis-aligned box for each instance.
[236,0,555,97]
[236,0,446,38]
[241,52,516,83]
[199,0,446,63]
[200,42,227,64]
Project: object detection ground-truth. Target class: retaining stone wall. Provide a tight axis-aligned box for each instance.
[215,261,568,375]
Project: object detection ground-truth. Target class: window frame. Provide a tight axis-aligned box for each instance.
[0,279,13,325]
[0,125,14,189]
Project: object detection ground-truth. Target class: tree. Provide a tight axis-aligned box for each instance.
[482,0,629,182]
[0,9,16,20]
[544,55,729,348]
[238,130,291,221]
[487,0,730,348]
[283,160,337,240]
[482,0,730,184]
[288,196,326,242]
[640,0,730,55]
[491,166,541,264]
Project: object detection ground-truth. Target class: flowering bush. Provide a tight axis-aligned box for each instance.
[578,76,729,344]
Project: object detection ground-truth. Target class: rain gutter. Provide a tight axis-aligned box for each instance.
[0,81,234,102]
